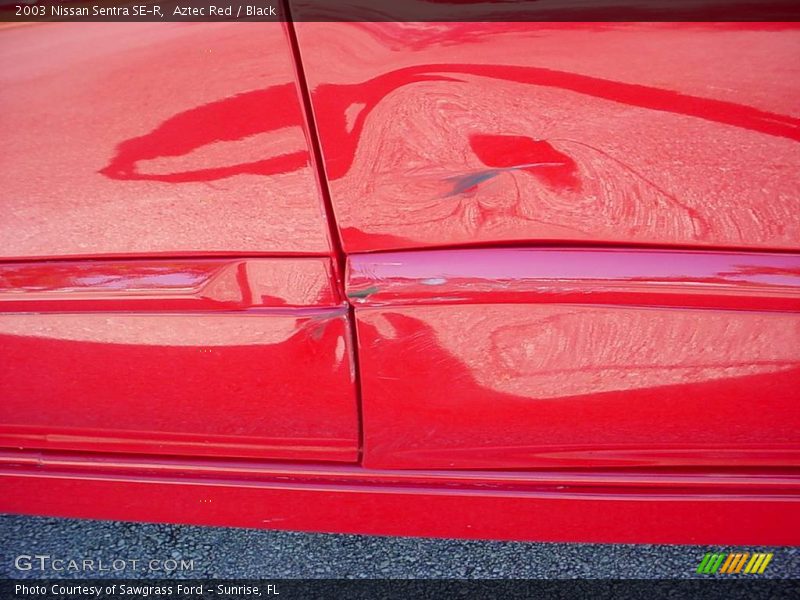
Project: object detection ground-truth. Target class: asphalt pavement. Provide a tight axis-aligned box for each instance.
[1,515,797,579]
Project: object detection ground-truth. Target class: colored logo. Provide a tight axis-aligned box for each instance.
[697,552,773,574]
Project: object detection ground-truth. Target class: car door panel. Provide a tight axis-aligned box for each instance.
[294,22,800,253]
[348,249,800,469]
[0,257,359,461]
[293,21,800,471]
[0,22,330,259]
[0,23,359,463]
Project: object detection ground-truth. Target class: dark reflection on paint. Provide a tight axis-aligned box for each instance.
[291,3,800,23]
[100,64,799,184]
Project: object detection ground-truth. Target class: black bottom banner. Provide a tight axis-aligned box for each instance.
[2,579,800,600]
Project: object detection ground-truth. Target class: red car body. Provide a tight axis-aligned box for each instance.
[1,18,799,544]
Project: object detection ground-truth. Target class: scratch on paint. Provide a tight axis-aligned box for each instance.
[445,170,501,196]
[444,163,565,197]
[347,285,380,300]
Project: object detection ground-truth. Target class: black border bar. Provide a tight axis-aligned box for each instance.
[2,0,800,22]
[3,579,800,600]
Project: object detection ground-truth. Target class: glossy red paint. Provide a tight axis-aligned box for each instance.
[2,451,799,544]
[294,22,800,253]
[7,450,800,495]
[349,249,800,469]
[348,248,800,311]
[0,258,358,462]
[0,22,331,259]
[2,18,800,545]
[0,257,340,311]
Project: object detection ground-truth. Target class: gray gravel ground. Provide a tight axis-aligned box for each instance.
[1,515,798,579]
